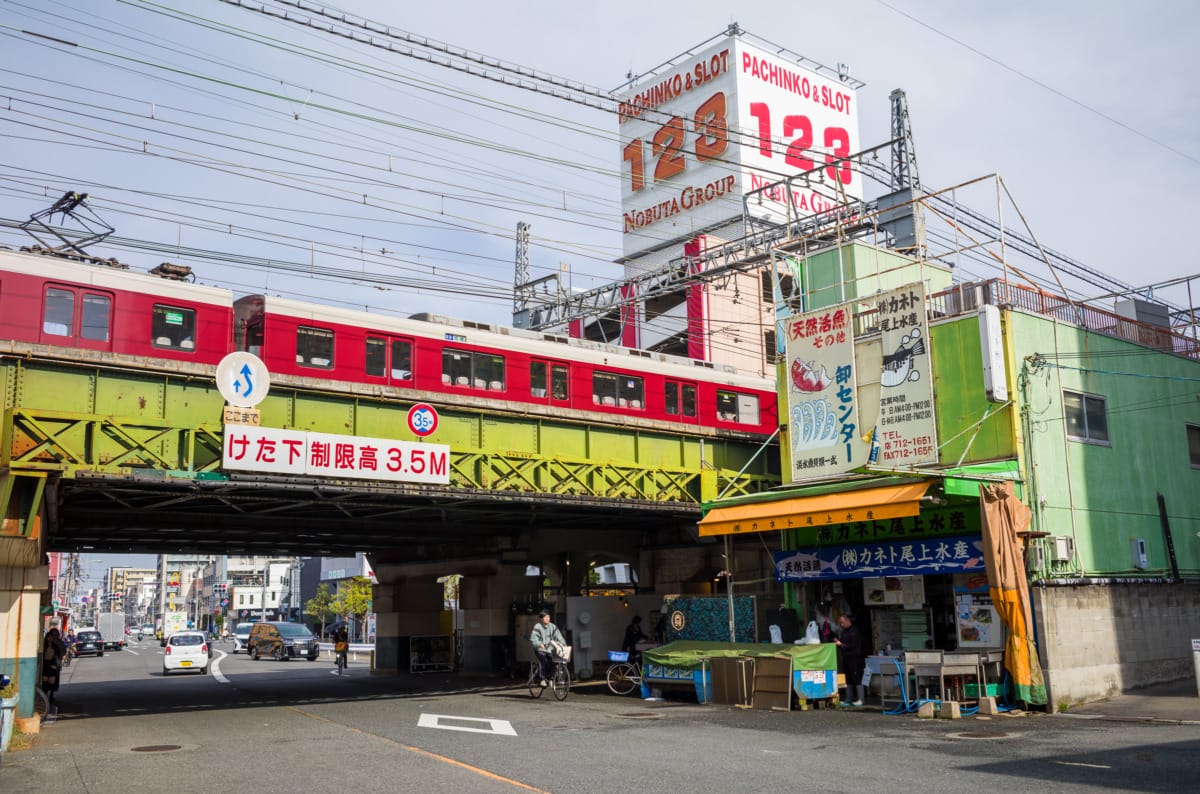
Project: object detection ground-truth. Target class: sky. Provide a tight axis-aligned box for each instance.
[2,0,1197,329]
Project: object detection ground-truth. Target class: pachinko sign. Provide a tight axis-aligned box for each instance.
[774,535,985,582]
[223,425,450,485]
[618,33,862,259]
[873,283,937,465]
[784,305,868,482]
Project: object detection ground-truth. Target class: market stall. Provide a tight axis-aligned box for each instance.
[640,641,838,705]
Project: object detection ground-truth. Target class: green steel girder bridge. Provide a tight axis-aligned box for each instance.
[0,345,780,559]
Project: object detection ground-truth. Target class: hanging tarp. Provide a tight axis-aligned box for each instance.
[979,481,1046,705]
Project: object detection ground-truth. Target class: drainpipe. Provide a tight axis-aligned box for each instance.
[1156,492,1180,583]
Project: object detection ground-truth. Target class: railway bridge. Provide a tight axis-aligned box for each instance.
[1,343,779,702]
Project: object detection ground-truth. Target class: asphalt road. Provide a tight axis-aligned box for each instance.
[2,638,1198,793]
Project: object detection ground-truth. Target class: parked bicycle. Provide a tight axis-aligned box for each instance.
[605,650,642,696]
[526,643,571,701]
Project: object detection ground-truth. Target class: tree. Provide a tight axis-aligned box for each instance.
[305,583,336,637]
[333,577,373,643]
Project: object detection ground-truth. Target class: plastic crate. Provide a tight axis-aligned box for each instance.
[965,683,1001,698]
[607,650,629,662]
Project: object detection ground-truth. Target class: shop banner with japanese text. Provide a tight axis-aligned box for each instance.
[773,534,985,581]
[872,282,937,465]
[784,303,868,481]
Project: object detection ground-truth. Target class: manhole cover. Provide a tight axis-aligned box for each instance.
[131,745,182,752]
[612,712,662,720]
[952,731,1009,740]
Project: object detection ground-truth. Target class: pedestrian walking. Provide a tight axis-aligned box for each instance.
[835,613,865,707]
[42,622,68,704]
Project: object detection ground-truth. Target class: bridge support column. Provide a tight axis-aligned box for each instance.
[371,569,444,674]
[0,563,50,719]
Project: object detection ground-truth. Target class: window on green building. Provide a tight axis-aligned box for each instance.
[1188,424,1200,467]
[1063,390,1109,444]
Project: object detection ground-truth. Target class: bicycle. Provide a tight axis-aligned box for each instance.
[526,644,571,701]
[605,651,642,696]
[334,641,348,675]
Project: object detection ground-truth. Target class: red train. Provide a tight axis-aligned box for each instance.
[0,247,778,435]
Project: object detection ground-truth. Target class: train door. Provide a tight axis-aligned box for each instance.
[664,379,699,424]
[365,335,415,387]
[529,358,569,404]
[39,283,114,351]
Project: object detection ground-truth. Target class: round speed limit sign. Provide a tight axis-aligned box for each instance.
[406,403,439,437]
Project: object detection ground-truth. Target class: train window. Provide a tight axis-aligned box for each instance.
[151,304,196,351]
[391,339,413,381]
[81,293,111,342]
[665,381,697,417]
[531,361,568,400]
[530,361,548,398]
[593,371,644,409]
[366,336,386,377]
[716,390,760,424]
[443,348,503,389]
[43,287,74,336]
[551,365,568,401]
[297,325,334,368]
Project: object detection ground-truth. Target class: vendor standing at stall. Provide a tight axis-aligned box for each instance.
[835,613,865,707]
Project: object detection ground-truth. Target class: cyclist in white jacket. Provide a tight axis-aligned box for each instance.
[529,610,565,686]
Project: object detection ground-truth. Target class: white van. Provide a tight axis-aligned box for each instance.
[231,622,255,653]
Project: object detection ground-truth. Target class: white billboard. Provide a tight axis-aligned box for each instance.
[873,283,937,465]
[223,425,450,485]
[618,35,862,259]
[783,304,868,482]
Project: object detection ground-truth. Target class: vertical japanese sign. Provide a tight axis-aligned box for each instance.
[784,304,867,481]
[874,283,937,465]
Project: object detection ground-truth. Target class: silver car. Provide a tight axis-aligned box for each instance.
[231,622,254,653]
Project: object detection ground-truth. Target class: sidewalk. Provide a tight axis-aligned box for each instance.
[1057,678,1200,725]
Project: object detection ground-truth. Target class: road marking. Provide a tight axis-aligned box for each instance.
[291,708,543,792]
[210,650,230,683]
[417,713,517,737]
[1054,761,1112,770]
[126,650,139,656]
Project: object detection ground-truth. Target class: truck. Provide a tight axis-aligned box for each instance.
[162,611,189,640]
[97,613,126,651]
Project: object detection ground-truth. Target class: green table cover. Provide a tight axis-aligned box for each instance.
[642,641,836,672]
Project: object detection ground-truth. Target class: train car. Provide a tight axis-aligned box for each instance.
[0,247,233,364]
[0,245,777,437]
[234,294,778,436]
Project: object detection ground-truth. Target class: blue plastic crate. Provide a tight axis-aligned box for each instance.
[607,650,629,662]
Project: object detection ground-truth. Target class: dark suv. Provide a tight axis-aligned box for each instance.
[247,621,319,661]
[73,630,104,657]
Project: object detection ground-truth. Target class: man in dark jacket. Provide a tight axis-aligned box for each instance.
[621,615,648,660]
[835,613,865,707]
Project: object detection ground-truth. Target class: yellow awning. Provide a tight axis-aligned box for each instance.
[698,480,931,537]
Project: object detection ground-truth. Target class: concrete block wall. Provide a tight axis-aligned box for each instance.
[1033,581,1200,707]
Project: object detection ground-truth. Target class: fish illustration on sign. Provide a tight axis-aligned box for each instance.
[791,358,833,392]
[775,551,840,578]
[881,328,926,388]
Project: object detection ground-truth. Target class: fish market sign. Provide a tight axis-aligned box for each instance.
[872,283,937,465]
[784,303,868,482]
[774,535,984,581]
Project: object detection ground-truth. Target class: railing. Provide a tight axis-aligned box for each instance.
[852,278,1200,360]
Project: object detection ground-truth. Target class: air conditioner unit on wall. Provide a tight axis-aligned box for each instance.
[1051,536,1074,563]
[1028,545,1045,570]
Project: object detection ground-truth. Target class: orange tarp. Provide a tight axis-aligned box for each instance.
[980,481,1046,705]
[698,481,930,537]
